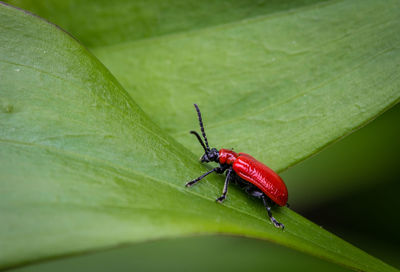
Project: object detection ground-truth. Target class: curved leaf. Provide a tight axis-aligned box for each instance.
[0,3,398,272]
[93,0,400,174]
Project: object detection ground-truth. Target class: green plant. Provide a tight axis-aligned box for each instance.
[1,1,399,271]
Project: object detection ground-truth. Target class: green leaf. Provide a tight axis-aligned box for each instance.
[0,3,399,272]
[91,0,400,174]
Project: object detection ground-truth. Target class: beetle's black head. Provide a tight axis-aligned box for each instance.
[190,104,219,164]
[200,147,219,163]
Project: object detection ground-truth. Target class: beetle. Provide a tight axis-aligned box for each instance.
[185,104,289,229]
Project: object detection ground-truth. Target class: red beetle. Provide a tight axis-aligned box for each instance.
[186,104,289,229]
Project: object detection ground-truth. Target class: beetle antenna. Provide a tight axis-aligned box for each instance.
[190,131,208,153]
[194,104,210,151]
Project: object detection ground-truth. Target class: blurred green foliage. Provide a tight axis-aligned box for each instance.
[11,235,353,272]
[6,0,326,47]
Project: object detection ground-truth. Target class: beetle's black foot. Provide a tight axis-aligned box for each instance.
[270,217,285,230]
[216,196,226,203]
[185,181,196,187]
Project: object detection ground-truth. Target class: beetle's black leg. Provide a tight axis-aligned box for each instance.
[216,168,232,203]
[262,195,285,229]
[186,167,223,187]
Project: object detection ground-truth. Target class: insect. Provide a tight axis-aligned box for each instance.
[186,104,289,229]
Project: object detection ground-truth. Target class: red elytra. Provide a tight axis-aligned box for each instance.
[219,149,288,207]
[186,104,289,229]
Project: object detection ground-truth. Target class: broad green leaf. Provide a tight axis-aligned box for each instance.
[0,3,399,272]
[91,0,400,174]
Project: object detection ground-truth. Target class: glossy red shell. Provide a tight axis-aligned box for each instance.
[218,149,238,165]
[219,149,288,206]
